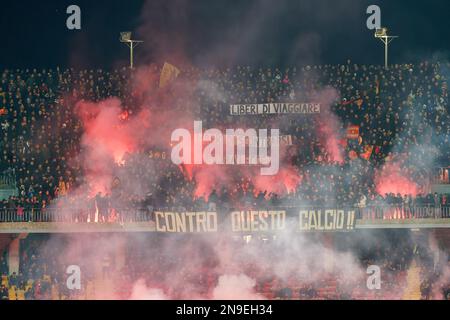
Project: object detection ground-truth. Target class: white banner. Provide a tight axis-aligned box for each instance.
[230,103,321,115]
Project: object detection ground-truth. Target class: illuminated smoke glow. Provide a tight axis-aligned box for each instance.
[46,64,444,300]
[50,65,439,300]
[75,98,138,195]
[39,0,448,301]
[212,274,264,300]
[129,279,169,300]
[374,161,421,197]
[312,87,345,164]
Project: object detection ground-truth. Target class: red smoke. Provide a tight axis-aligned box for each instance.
[75,98,140,165]
[75,99,136,194]
[69,67,342,202]
[178,164,302,202]
[318,123,345,164]
[374,162,421,196]
[68,62,198,197]
[313,87,344,164]
[174,128,302,202]
[190,165,234,201]
[251,165,302,197]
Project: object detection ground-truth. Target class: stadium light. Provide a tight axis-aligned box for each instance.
[120,31,143,69]
[374,27,398,69]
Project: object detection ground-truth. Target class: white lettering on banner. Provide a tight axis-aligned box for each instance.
[230,103,321,115]
[231,211,286,232]
[155,212,218,233]
[298,210,354,231]
[154,209,356,233]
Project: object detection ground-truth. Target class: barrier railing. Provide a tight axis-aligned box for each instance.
[357,205,450,220]
[0,206,449,223]
[0,208,153,223]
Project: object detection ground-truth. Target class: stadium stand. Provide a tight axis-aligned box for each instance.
[0,63,448,221]
[0,62,449,299]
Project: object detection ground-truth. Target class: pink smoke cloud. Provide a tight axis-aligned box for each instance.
[374,162,421,196]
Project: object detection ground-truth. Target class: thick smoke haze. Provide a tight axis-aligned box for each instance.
[30,0,449,300]
[43,71,447,298]
[130,279,169,300]
[212,274,264,300]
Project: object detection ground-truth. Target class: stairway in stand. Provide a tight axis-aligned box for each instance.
[402,260,422,300]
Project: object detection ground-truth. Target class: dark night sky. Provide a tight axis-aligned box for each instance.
[0,0,449,69]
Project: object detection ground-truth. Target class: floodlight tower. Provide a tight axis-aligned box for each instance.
[374,28,398,69]
[120,32,143,69]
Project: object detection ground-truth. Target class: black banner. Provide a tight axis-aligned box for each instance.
[154,208,357,233]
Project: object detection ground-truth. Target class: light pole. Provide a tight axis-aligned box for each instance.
[374,28,398,69]
[120,32,143,69]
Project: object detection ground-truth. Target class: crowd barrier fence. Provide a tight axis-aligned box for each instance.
[0,205,449,223]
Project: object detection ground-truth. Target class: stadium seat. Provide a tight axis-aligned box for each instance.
[16,289,25,300]
[8,287,16,300]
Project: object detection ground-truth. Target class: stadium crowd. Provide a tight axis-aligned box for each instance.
[1,232,449,300]
[0,61,449,221]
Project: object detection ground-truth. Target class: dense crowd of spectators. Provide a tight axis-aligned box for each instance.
[106,231,450,300]
[0,61,448,219]
[0,62,449,300]
[2,231,448,300]
[0,234,96,300]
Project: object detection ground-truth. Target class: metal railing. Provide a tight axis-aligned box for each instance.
[0,208,153,223]
[0,205,449,223]
[357,205,450,220]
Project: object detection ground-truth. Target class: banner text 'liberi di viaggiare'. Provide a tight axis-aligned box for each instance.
[230,103,321,115]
